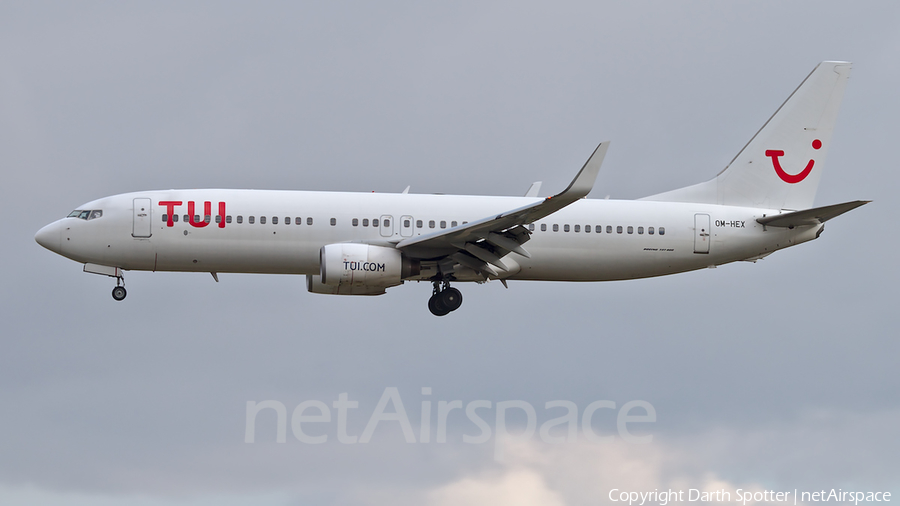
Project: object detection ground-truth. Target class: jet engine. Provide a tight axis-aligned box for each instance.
[308,243,419,295]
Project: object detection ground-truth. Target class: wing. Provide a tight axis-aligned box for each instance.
[396,142,609,276]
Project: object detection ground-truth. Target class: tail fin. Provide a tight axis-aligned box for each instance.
[642,61,851,210]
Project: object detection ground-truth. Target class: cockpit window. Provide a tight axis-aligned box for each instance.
[67,210,103,220]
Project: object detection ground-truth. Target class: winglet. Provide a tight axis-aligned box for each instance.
[397,141,611,254]
[524,181,542,198]
[552,142,609,204]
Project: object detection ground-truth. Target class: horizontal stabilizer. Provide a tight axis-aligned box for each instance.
[757,200,870,228]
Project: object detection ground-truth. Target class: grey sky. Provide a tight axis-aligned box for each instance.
[1,2,897,505]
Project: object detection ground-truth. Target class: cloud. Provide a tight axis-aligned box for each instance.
[428,467,566,506]
[416,408,900,506]
[421,438,756,506]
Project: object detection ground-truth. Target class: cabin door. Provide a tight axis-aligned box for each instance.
[133,198,152,238]
[694,213,710,254]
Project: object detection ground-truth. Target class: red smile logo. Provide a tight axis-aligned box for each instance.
[766,139,822,184]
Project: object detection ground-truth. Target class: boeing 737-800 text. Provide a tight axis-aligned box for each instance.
[35,62,868,316]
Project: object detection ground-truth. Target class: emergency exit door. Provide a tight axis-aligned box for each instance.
[380,215,394,237]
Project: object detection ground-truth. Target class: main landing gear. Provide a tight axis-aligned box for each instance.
[428,280,463,317]
[111,276,127,301]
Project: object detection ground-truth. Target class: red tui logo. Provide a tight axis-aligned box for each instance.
[766,139,822,184]
[159,201,226,228]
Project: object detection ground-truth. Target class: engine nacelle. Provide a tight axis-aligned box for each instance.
[316,243,419,292]
[306,275,387,295]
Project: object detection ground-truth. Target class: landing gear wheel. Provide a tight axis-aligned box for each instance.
[440,287,463,312]
[427,280,462,316]
[112,286,127,301]
[428,293,451,316]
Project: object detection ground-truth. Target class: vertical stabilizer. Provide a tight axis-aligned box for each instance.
[642,61,851,210]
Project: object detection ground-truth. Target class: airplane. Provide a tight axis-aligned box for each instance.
[35,61,869,316]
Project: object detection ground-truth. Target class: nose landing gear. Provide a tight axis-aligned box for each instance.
[428,280,463,316]
[111,276,127,301]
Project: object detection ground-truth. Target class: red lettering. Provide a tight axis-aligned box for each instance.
[159,201,182,227]
[218,201,226,228]
[188,201,212,228]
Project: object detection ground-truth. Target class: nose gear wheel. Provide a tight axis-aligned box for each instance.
[111,275,127,301]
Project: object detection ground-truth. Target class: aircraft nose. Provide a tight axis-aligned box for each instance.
[35,221,61,253]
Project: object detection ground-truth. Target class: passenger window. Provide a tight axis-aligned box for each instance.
[285,217,290,225]
[226,216,232,224]
[574,225,580,232]
[307,217,313,225]
[373,219,379,227]
[173,214,179,222]
[553,224,559,232]
[404,219,410,228]
[416,220,423,228]
[659,227,665,235]
[249,216,255,224]
[237,216,243,224]
[607,226,612,234]
[216,215,222,224]
[330,218,337,226]
[429,220,435,228]
[204,215,211,223]
[541,224,547,232]
[440,220,446,229]
[260,216,267,224]
[638,226,644,234]
[617,226,623,234]
[627,226,633,234]
[462,221,468,225]
[529,224,535,231]
[648,226,654,235]
[193,215,200,223]
[383,219,389,227]
[183,215,189,223]
[272,216,278,225]
[451,221,458,227]
[162,214,168,223]
[353,218,359,226]
[564,224,570,232]
[295,217,302,225]
[363,218,369,227]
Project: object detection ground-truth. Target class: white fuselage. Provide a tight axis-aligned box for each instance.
[37,189,820,282]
